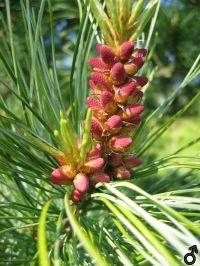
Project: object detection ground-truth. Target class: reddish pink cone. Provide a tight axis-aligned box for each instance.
[51,166,76,185]
[89,80,96,91]
[120,117,141,134]
[119,41,134,61]
[96,44,103,53]
[77,139,82,149]
[109,153,122,167]
[114,166,131,179]
[87,144,104,160]
[115,81,137,103]
[134,48,147,58]
[91,72,111,90]
[133,76,148,87]
[71,189,82,202]
[88,58,108,70]
[83,158,104,173]
[87,97,101,109]
[90,172,110,185]
[132,57,145,70]
[91,117,103,140]
[131,116,141,125]
[111,63,126,85]
[109,136,132,152]
[100,45,117,66]
[73,173,89,194]
[100,91,116,113]
[123,156,141,169]
[105,115,122,133]
[121,105,144,120]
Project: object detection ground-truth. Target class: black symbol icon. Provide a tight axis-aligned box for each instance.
[184,245,198,265]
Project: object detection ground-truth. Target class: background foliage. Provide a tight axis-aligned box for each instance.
[0,0,199,265]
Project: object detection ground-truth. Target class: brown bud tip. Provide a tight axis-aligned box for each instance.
[71,189,82,202]
[114,166,131,179]
[119,41,134,61]
[134,49,147,58]
[124,63,138,75]
[133,76,148,87]
[129,89,143,104]
[105,115,122,133]
[88,58,108,70]
[87,97,101,109]
[109,153,122,167]
[91,72,111,90]
[73,173,89,194]
[111,63,126,85]
[109,136,132,152]
[100,45,117,66]
[91,117,103,140]
[90,172,110,185]
[83,158,105,173]
[51,166,76,185]
[123,156,141,169]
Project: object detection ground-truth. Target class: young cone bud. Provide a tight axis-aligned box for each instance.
[91,117,103,140]
[71,189,82,202]
[100,91,116,113]
[119,41,134,61]
[96,44,103,53]
[104,115,122,133]
[88,58,108,70]
[91,72,111,90]
[87,97,101,109]
[87,144,104,160]
[132,57,145,70]
[109,153,122,167]
[111,63,126,85]
[123,156,141,169]
[114,81,137,103]
[109,136,132,152]
[120,105,144,120]
[100,45,118,66]
[114,166,131,179]
[51,165,76,185]
[131,116,141,125]
[90,172,110,185]
[83,158,104,173]
[133,76,148,87]
[77,138,82,149]
[73,173,89,194]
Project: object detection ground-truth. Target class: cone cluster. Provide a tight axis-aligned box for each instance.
[87,42,148,181]
[51,41,148,202]
[51,141,110,202]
